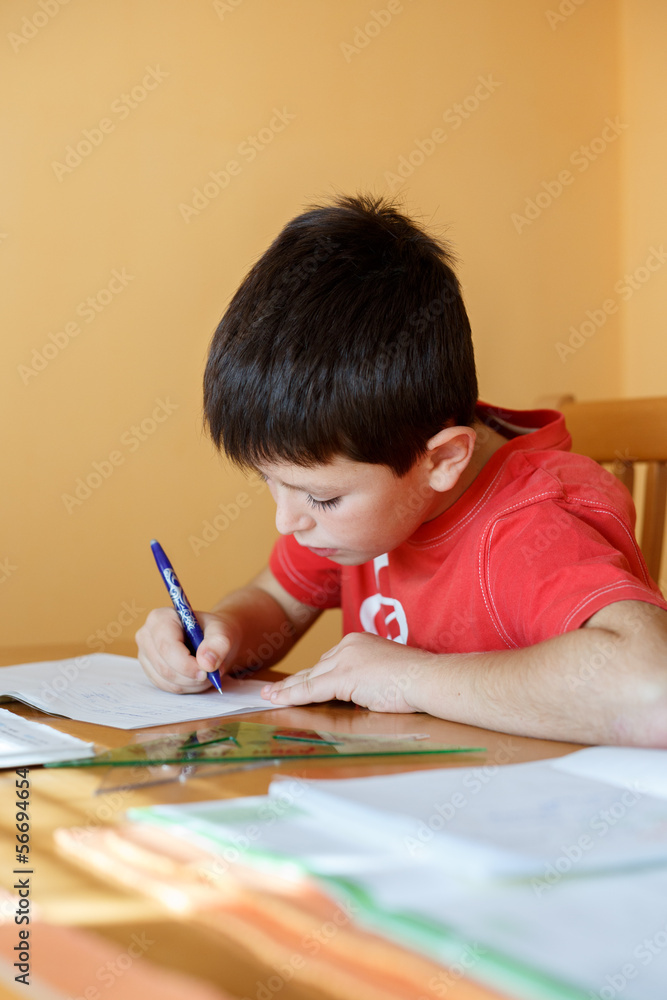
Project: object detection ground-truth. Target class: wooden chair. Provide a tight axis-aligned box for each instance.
[556,395,667,585]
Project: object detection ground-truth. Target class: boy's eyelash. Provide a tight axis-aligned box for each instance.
[306,495,341,511]
[257,473,340,511]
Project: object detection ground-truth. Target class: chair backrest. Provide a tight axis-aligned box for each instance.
[557,395,667,587]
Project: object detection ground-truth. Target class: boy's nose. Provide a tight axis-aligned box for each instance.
[274,496,316,536]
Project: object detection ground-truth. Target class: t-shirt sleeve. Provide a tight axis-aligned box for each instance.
[269,534,342,609]
[482,498,667,648]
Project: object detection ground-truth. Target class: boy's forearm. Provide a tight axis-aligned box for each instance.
[406,638,606,744]
[260,599,667,745]
[211,584,310,673]
[407,610,667,746]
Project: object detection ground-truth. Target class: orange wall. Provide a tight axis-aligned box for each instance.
[619,0,667,396]
[0,0,655,660]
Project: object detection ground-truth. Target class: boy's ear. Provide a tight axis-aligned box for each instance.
[425,426,477,492]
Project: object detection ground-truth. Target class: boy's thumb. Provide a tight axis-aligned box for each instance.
[197,624,231,673]
[199,646,223,671]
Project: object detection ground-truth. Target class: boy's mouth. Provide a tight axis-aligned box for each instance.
[306,546,339,557]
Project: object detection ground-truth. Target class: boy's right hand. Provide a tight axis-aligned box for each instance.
[135,608,238,694]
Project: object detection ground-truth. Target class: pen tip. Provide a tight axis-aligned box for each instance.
[209,672,224,695]
[149,538,158,546]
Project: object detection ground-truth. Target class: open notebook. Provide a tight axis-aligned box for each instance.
[0,653,282,728]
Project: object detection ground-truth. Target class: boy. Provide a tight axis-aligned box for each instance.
[136,195,667,745]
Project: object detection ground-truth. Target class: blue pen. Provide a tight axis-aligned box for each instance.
[149,539,224,695]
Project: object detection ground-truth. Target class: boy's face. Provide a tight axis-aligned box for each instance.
[257,453,449,565]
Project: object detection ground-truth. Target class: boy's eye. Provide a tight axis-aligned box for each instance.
[306,495,341,511]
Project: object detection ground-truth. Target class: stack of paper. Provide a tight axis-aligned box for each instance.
[0,707,94,766]
[127,747,667,1000]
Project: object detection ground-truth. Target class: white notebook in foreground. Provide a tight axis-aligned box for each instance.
[127,747,667,1000]
[0,654,282,729]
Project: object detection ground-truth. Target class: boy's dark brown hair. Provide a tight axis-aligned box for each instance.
[204,194,478,476]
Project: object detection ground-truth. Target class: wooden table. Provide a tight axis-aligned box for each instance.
[0,644,584,1000]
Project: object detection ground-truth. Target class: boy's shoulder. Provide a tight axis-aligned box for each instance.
[478,402,630,515]
[442,402,637,538]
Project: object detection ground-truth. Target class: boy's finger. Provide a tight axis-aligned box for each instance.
[197,645,224,672]
[195,614,235,673]
[263,667,335,705]
[196,636,231,674]
[138,619,206,687]
[268,676,325,705]
[137,648,210,694]
[137,609,193,673]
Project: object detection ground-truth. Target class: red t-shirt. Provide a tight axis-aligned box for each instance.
[269,404,667,652]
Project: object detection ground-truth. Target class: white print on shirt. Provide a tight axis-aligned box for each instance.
[359,553,409,644]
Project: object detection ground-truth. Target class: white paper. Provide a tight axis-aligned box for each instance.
[336,858,667,1000]
[269,755,667,877]
[125,746,667,999]
[0,707,94,766]
[130,785,667,1000]
[0,654,283,729]
[129,794,385,876]
[551,746,667,798]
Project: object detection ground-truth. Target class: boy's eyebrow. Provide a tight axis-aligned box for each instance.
[256,470,342,495]
[277,478,341,496]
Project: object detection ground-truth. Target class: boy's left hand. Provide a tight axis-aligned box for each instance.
[261,632,434,713]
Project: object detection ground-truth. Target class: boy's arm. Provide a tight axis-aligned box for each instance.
[262,600,667,746]
[136,566,321,694]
